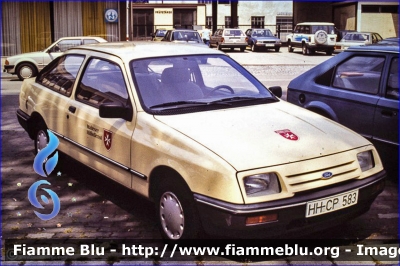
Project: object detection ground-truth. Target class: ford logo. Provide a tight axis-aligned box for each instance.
[322,172,333,179]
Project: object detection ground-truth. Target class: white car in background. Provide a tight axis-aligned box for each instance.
[3,36,107,80]
[335,32,383,52]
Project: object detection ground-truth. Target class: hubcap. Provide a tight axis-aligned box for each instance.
[20,66,33,79]
[159,192,184,239]
[36,130,48,152]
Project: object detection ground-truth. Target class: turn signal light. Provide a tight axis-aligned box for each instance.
[246,213,278,226]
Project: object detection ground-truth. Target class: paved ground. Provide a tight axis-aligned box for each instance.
[1,49,399,265]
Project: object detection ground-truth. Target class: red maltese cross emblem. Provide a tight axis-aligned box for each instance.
[275,129,299,141]
[103,129,113,150]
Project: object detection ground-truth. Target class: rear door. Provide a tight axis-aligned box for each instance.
[373,56,399,150]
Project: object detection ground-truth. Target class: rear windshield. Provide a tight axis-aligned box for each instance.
[311,25,335,34]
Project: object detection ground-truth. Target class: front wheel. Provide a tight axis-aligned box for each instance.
[156,179,200,240]
[275,47,280,52]
[17,63,37,81]
[251,44,257,52]
[34,123,49,154]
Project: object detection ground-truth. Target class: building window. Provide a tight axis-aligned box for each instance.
[206,16,212,29]
[362,5,398,13]
[198,0,212,4]
[276,16,293,33]
[251,16,264,28]
[219,0,231,4]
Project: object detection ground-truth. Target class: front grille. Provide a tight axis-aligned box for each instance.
[259,41,275,44]
[285,159,360,193]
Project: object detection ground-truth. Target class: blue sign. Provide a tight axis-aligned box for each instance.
[105,9,118,23]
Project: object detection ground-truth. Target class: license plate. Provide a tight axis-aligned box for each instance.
[265,44,274,47]
[305,189,358,218]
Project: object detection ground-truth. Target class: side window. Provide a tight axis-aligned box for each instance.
[83,39,99,45]
[386,57,399,100]
[76,58,129,107]
[37,54,84,97]
[332,56,385,94]
[56,40,82,52]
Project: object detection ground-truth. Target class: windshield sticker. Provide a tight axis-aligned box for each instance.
[275,129,299,141]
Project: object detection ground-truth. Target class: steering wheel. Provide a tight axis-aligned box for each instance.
[209,85,234,95]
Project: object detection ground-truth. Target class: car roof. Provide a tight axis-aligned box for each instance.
[69,41,223,59]
[296,22,335,25]
[58,36,107,42]
[346,44,399,53]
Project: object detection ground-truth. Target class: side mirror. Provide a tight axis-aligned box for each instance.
[99,102,132,121]
[269,86,282,98]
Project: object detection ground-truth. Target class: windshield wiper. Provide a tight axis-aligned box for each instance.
[209,96,278,104]
[150,100,233,109]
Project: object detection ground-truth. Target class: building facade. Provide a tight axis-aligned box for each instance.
[1,1,398,57]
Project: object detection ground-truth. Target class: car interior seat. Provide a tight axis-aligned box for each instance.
[161,67,204,102]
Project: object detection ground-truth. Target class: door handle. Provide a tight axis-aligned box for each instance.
[381,110,397,117]
[68,106,76,113]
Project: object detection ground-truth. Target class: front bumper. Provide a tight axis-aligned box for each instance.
[195,170,385,238]
[3,64,15,74]
[220,43,247,49]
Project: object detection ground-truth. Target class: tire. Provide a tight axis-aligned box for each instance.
[34,123,49,155]
[287,42,294,52]
[326,49,333,55]
[302,44,309,55]
[275,47,280,52]
[240,47,245,52]
[251,44,258,52]
[315,30,328,45]
[217,43,222,50]
[156,177,200,240]
[17,63,37,81]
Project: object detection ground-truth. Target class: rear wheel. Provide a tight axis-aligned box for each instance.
[302,44,309,55]
[155,176,200,240]
[326,49,333,55]
[287,41,294,52]
[217,43,222,50]
[17,63,37,81]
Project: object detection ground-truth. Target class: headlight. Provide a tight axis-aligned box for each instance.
[276,40,281,44]
[244,173,280,196]
[357,151,374,172]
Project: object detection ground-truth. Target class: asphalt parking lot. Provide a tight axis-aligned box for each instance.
[1,48,398,265]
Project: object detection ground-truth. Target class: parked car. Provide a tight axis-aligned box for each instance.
[210,28,247,52]
[379,37,400,45]
[286,22,337,55]
[3,36,107,80]
[287,44,398,173]
[335,29,357,42]
[335,32,383,52]
[151,29,168,41]
[245,28,281,52]
[17,42,385,240]
[161,29,204,44]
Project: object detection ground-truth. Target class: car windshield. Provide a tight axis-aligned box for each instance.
[252,29,274,37]
[172,31,202,42]
[156,30,167,37]
[131,55,276,114]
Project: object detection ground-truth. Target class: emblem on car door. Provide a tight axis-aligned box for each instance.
[103,129,113,151]
[275,129,299,141]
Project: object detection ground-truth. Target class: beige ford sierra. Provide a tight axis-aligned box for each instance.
[17,42,385,240]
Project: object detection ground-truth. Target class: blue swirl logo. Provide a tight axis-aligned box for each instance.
[33,130,59,177]
[29,130,61,220]
[28,180,60,220]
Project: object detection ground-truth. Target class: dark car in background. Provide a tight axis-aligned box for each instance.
[245,28,281,52]
[161,29,204,44]
[287,44,398,174]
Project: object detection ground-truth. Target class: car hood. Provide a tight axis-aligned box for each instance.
[154,101,369,171]
[7,51,45,62]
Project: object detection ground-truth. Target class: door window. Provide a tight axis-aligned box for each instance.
[76,58,129,107]
[333,56,385,94]
[386,57,399,100]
